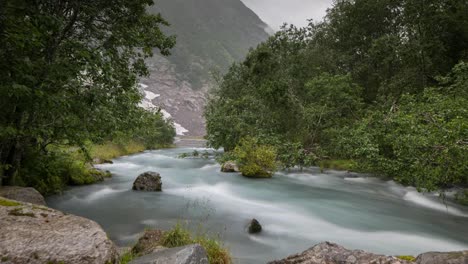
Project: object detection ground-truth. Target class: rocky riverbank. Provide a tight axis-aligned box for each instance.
[1,186,467,264]
[269,242,468,264]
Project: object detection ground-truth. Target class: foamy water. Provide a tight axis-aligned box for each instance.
[47,148,468,263]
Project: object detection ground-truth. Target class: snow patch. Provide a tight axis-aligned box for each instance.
[144,91,160,100]
[174,122,189,136]
[160,109,172,119]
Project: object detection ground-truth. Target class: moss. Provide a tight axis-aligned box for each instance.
[397,255,416,261]
[1,256,10,262]
[0,198,21,207]
[8,208,35,217]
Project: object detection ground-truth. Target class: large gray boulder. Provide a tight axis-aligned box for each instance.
[129,244,208,264]
[0,197,118,264]
[268,242,412,264]
[221,161,239,173]
[0,186,46,205]
[416,251,468,264]
[133,171,162,191]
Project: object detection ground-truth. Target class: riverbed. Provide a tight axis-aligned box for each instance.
[47,148,468,263]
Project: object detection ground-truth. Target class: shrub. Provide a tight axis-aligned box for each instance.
[455,189,468,206]
[234,137,277,178]
[162,224,232,264]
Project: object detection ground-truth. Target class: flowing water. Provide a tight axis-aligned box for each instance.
[47,148,468,263]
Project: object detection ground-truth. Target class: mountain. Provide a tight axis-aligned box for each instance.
[139,0,271,136]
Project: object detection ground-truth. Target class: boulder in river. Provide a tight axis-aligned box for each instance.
[268,242,413,264]
[0,197,118,264]
[133,171,162,191]
[248,218,262,234]
[0,186,46,206]
[416,250,468,264]
[132,229,166,256]
[221,161,239,173]
[129,244,209,264]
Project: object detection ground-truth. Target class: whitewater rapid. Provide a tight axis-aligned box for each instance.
[47,148,468,263]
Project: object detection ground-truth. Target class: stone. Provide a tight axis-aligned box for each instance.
[129,244,209,264]
[0,197,118,264]
[132,229,166,256]
[268,242,413,264]
[248,218,262,234]
[0,186,46,206]
[416,251,468,264]
[133,171,162,191]
[221,161,239,173]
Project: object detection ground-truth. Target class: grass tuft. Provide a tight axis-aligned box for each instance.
[161,223,232,264]
[119,251,135,264]
[397,255,416,262]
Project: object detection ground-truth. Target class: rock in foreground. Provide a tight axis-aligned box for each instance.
[0,197,118,264]
[221,161,239,173]
[248,218,262,234]
[416,250,468,264]
[268,242,412,264]
[129,244,208,264]
[133,171,162,191]
[0,186,46,205]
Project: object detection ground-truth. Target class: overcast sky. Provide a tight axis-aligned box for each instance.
[240,0,333,30]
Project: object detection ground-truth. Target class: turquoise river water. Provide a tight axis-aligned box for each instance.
[47,147,468,263]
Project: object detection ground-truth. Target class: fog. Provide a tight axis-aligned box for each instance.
[240,0,333,30]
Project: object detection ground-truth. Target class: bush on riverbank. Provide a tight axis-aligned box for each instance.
[8,136,172,195]
[162,223,232,264]
[233,137,277,178]
[205,0,468,193]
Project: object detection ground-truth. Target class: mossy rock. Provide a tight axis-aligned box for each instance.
[0,198,21,207]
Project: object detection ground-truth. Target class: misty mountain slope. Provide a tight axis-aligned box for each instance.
[149,0,270,87]
[140,0,271,136]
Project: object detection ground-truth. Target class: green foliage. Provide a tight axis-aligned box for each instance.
[161,223,192,248]
[0,0,176,187]
[119,250,135,264]
[205,0,468,193]
[233,137,277,178]
[162,223,232,264]
[193,235,231,264]
[397,255,416,262]
[277,142,318,170]
[318,160,357,172]
[455,190,468,206]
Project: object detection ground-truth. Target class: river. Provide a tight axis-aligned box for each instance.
[47,147,468,263]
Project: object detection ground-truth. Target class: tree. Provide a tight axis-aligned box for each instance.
[0,0,175,185]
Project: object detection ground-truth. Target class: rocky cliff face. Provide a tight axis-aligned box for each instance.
[139,0,271,137]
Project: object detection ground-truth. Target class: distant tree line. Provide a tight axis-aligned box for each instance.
[205,0,468,192]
